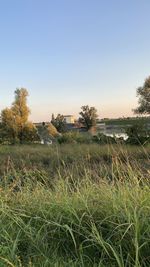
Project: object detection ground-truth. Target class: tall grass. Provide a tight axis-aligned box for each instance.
[0,144,150,266]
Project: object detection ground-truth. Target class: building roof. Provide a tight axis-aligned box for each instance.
[63,115,74,117]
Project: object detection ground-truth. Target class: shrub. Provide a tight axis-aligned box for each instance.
[57,131,92,144]
[92,133,117,144]
[126,122,150,145]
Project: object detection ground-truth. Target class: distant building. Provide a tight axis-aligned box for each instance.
[64,115,75,124]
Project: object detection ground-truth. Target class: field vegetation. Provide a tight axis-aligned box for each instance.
[0,77,150,266]
[101,117,150,126]
[0,143,150,267]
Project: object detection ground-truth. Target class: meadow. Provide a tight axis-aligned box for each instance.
[0,143,150,267]
[101,117,150,126]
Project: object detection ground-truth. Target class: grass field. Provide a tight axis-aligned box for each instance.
[101,117,150,126]
[0,144,150,266]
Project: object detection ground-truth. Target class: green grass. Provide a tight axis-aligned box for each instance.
[101,117,150,126]
[0,144,150,266]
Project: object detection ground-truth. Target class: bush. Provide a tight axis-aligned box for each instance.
[92,133,117,144]
[126,123,150,145]
[58,132,124,145]
[57,131,92,144]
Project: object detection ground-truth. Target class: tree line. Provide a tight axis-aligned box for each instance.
[0,75,150,144]
[0,89,98,144]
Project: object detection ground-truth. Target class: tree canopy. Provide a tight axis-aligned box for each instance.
[134,76,150,115]
[0,88,38,144]
[51,113,67,133]
[79,105,98,130]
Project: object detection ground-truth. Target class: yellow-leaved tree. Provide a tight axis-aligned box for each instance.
[1,88,39,144]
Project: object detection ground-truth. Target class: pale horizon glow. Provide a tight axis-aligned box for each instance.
[28,99,138,122]
[0,0,150,122]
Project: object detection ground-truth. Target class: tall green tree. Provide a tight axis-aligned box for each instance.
[1,88,38,144]
[12,88,30,143]
[79,105,98,130]
[134,76,150,114]
[51,113,67,133]
[1,108,17,143]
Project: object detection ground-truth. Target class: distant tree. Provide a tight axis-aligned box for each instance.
[79,105,98,130]
[1,88,38,144]
[22,122,39,143]
[47,123,59,137]
[1,107,18,143]
[51,114,67,133]
[134,76,150,114]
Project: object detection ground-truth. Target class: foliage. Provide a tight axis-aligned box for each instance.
[57,131,92,144]
[101,116,150,126]
[0,144,149,180]
[51,113,67,133]
[47,122,59,137]
[92,133,117,144]
[22,122,40,143]
[12,88,30,124]
[0,88,37,144]
[0,144,150,266]
[134,76,150,114]
[0,107,18,143]
[79,105,98,130]
[36,123,56,144]
[126,122,150,145]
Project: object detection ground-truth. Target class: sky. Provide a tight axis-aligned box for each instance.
[0,0,150,122]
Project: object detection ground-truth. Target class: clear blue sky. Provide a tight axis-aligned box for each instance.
[0,0,150,121]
